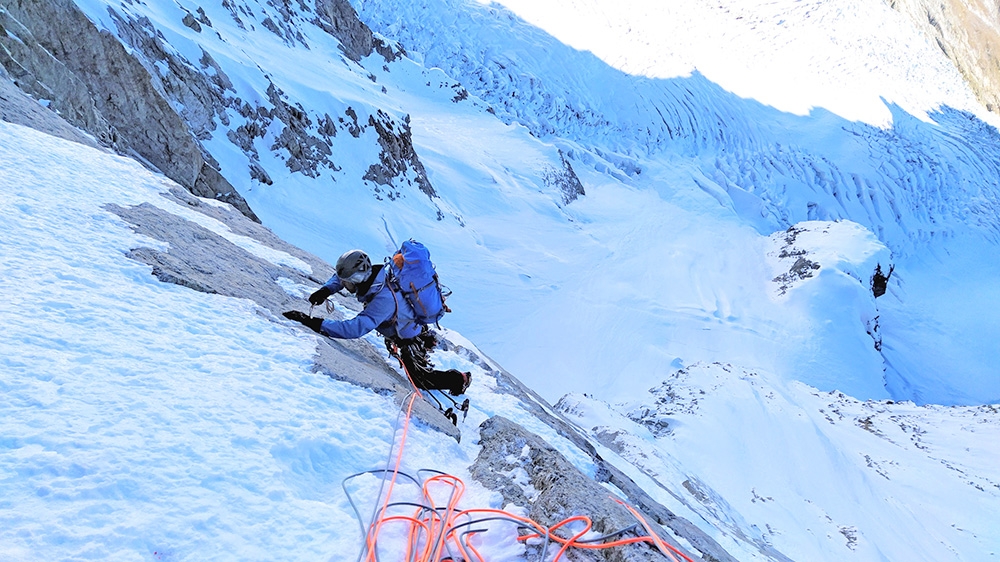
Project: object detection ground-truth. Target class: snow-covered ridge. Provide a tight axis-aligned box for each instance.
[559,362,1000,561]
[767,220,891,299]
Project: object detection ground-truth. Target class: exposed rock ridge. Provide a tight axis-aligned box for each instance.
[103,0,435,208]
[473,416,665,561]
[0,4,114,146]
[472,415,739,562]
[313,0,401,62]
[4,0,445,227]
[0,0,258,221]
[444,340,742,562]
[363,110,437,200]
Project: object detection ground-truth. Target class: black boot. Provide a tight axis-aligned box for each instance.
[447,370,471,396]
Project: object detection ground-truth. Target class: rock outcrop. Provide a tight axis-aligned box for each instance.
[105,185,461,440]
[544,148,586,205]
[472,415,739,562]
[0,67,99,148]
[2,0,448,227]
[0,0,257,221]
[363,110,436,200]
[313,0,400,62]
[472,416,668,561]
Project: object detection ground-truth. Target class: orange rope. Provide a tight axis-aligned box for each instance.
[358,356,699,562]
[363,391,419,562]
[614,498,695,562]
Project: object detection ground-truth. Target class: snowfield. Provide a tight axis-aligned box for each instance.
[0,122,514,560]
[560,362,1000,561]
[2,0,1000,559]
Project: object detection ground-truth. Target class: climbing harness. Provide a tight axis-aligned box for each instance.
[385,338,468,426]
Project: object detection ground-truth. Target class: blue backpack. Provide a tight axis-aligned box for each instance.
[387,240,450,326]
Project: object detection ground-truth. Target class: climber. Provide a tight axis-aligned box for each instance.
[283,248,471,397]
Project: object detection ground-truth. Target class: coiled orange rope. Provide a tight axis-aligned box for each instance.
[349,360,697,562]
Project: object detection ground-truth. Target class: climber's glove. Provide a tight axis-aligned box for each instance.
[308,286,333,305]
[283,310,324,333]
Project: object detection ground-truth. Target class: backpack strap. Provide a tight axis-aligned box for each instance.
[386,282,399,335]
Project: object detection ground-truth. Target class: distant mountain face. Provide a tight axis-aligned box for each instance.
[891,0,1000,116]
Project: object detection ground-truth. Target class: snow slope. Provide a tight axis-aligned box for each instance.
[559,363,1000,561]
[4,0,1000,559]
[0,120,532,560]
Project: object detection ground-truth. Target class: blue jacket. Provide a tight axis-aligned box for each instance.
[318,266,421,340]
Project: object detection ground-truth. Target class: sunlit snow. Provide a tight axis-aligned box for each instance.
[2,0,1000,560]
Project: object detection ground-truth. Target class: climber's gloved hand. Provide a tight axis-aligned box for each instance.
[282,310,324,333]
[308,286,333,305]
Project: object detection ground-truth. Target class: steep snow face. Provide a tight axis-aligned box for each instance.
[0,119,568,561]
[64,0,1000,408]
[0,120,404,559]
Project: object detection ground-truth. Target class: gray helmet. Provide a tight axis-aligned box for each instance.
[335,249,372,284]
